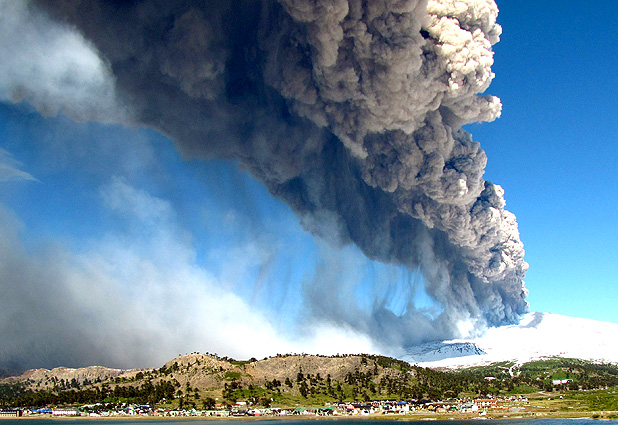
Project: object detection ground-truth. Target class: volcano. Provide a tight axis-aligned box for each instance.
[404,312,618,367]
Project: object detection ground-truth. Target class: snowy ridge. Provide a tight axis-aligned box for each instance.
[405,341,486,363]
[403,312,618,368]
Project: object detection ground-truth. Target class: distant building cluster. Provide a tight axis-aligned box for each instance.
[0,410,22,417]
[8,396,529,418]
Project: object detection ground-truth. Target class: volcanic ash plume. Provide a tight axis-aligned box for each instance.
[31,0,528,348]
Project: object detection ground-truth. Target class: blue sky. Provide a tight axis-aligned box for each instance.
[467,0,618,323]
[0,0,616,369]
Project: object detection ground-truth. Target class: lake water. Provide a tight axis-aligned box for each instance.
[1,419,617,425]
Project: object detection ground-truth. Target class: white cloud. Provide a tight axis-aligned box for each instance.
[0,148,37,182]
[0,177,383,369]
[0,1,130,123]
[100,176,175,227]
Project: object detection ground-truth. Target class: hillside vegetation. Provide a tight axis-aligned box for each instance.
[1,353,617,409]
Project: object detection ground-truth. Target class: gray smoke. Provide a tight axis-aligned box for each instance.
[27,0,527,349]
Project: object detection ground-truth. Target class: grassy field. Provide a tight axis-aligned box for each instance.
[497,388,618,420]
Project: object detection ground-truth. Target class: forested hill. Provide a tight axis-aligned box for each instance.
[1,353,617,409]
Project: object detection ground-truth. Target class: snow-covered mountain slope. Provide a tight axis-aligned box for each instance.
[405,341,487,363]
[403,312,618,368]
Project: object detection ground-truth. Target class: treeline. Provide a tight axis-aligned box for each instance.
[221,356,618,403]
[0,379,179,408]
[2,356,618,409]
[456,359,618,393]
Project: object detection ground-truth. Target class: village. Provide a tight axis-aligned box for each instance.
[3,354,615,420]
[0,396,532,418]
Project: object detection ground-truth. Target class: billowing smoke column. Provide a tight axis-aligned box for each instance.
[32,0,528,347]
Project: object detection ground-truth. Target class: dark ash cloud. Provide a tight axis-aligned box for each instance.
[8,0,528,361]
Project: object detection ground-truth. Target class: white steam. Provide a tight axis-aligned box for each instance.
[0,177,378,370]
[0,0,129,122]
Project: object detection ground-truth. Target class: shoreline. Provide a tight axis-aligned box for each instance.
[2,411,617,421]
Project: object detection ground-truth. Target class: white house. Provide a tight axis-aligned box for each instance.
[52,408,80,416]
